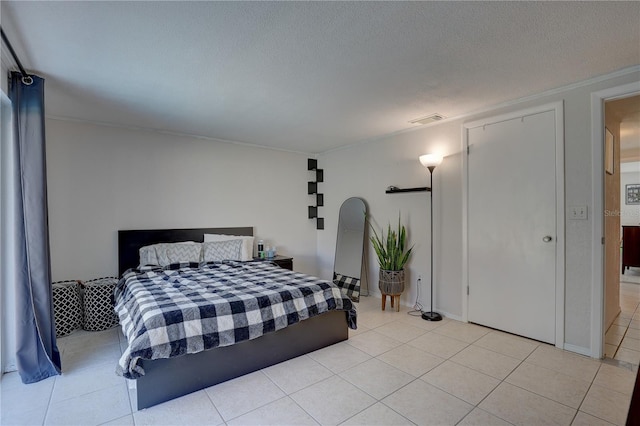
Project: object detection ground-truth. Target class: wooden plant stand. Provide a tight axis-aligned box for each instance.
[379,269,405,312]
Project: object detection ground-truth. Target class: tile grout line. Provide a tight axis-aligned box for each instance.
[347,377,422,426]
[201,385,226,426]
[570,364,614,426]
[342,324,493,425]
[127,380,136,425]
[460,342,612,423]
[115,328,137,425]
[609,298,640,363]
[42,374,58,426]
[258,358,348,424]
[370,330,514,425]
[40,343,67,425]
[22,295,637,426]
[607,307,633,360]
[455,344,532,425]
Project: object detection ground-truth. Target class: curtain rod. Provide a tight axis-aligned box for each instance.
[1,26,33,84]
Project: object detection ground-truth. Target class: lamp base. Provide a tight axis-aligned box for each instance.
[421,311,443,321]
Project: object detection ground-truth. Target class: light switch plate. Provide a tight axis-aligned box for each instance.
[569,205,588,220]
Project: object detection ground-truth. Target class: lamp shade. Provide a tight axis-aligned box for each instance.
[419,154,443,168]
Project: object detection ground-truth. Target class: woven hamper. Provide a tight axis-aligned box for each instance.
[82,277,120,331]
[52,280,83,337]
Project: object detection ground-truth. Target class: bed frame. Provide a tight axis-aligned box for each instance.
[117,227,349,410]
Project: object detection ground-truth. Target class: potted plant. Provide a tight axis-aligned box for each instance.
[370,214,413,310]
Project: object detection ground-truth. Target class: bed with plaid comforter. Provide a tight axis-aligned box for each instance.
[115,260,356,379]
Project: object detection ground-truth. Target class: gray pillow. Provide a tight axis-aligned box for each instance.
[155,242,202,266]
[203,240,243,262]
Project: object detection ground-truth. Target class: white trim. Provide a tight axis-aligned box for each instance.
[590,81,640,360]
[461,125,469,323]
[438,310,464,323]
[46,66,640,158]
[563,343,592,358]
[463,102,563,131]
[462,101,566,349]
[554,101,566,350]
[0,91,5,376]
[323,65,640,155]
[45,115,315,156]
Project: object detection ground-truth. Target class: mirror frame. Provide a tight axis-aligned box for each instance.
[333,197,368,301]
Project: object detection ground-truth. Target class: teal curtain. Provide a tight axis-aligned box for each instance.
[9,71,61,383]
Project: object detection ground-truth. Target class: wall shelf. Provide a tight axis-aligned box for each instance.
[308,158,324,229]
[385,186,430,194]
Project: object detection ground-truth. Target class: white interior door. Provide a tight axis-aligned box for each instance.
[467,108,559,344]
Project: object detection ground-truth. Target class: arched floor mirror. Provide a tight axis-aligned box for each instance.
[333,197,368,301]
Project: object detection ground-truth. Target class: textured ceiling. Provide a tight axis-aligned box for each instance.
[1,1,640,153]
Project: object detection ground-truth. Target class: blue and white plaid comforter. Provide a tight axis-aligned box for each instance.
[115,261,356,379]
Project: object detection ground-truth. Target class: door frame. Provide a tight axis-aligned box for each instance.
[590,82,640,359]
[462,101,565,348]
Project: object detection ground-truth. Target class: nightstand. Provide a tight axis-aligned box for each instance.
[253,255,293,271]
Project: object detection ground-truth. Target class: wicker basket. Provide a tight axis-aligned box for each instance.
[378,269,405,295]
[52,280,83,337]
[82,277,120,331]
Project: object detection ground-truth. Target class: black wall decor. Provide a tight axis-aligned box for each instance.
[308,159,324,230]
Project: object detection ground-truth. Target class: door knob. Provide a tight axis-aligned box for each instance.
[542,236,553,243]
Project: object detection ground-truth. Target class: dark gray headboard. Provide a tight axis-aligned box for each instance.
[118,227,253,275]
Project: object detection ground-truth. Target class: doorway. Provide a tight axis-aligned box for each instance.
[591,82,640,359]
[464,102,565,346]
[603,94,640,365]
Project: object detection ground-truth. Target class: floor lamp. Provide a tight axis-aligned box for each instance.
[419,154,443,321]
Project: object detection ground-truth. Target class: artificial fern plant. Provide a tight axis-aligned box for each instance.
[369,214,413,271]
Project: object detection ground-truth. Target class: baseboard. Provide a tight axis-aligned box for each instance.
[362,292,464,321]
[1,363,17,374]
[437,310,464,322]
[563,343,593,358]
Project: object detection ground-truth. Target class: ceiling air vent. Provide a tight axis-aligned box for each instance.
[409,113,445,125]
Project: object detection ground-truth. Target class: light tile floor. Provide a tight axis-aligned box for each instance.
[1,296,638,426]
[605,267,640,365]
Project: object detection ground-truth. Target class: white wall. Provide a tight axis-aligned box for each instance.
[31,68,640,355]
[45,119,319,281]
[621,163,640,226]
[318,121,463,316]
[319,70,640,352]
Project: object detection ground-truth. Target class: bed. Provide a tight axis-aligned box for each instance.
[116,227,355,410]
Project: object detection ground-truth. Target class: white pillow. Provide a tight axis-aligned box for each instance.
[139,245,159,266]
[203,234,254,261]
[202,240,243,262]
[155,242,202,266]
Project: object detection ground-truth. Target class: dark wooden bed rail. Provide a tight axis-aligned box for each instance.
[116,226,350,410]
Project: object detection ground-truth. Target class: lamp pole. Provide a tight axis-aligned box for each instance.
[419,155,443,322]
